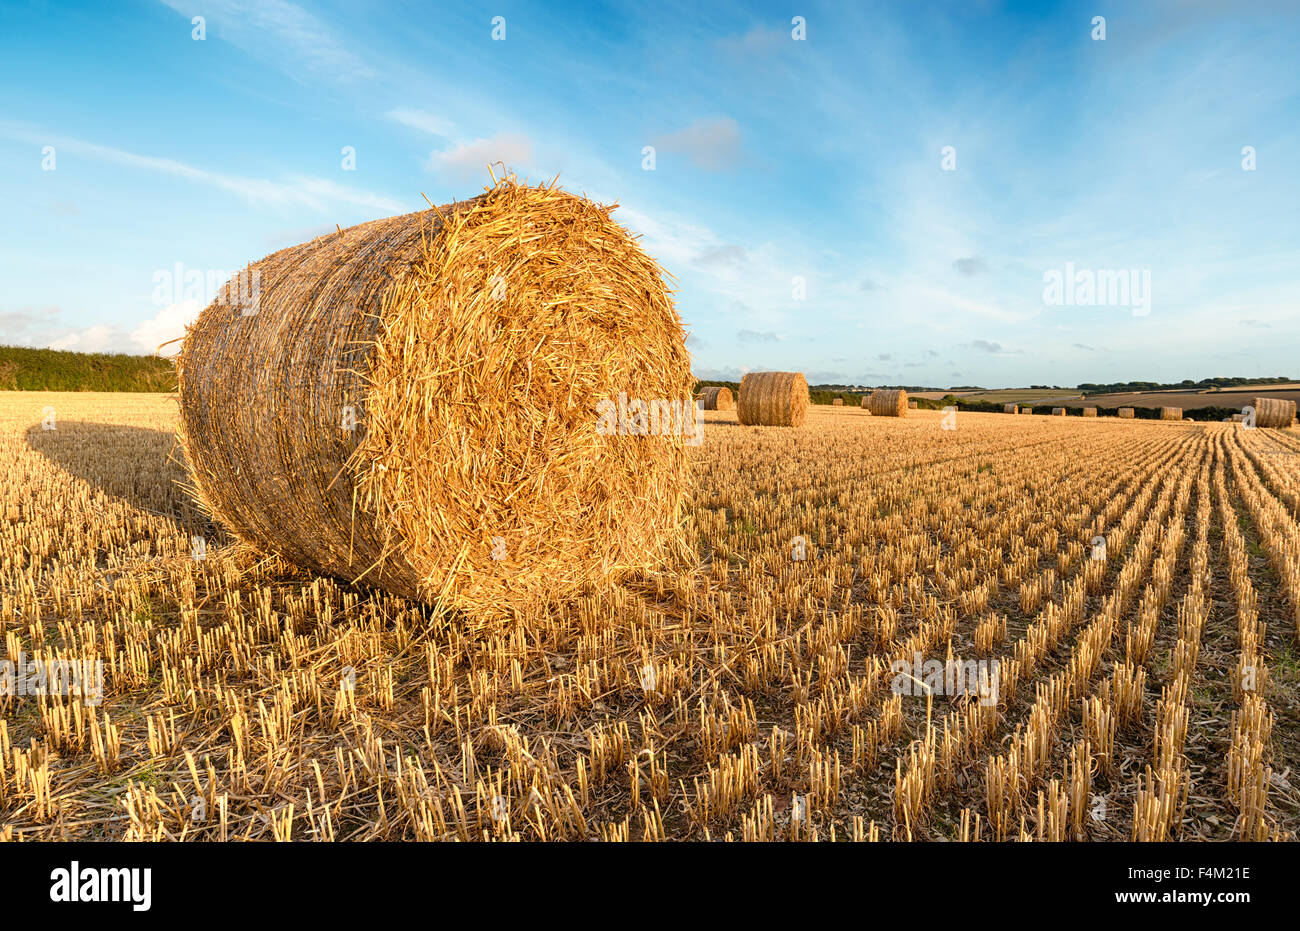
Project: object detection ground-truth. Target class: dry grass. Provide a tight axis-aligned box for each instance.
[3,396,1298,842]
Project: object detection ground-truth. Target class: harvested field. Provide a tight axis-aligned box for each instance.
[3,394,1299,842]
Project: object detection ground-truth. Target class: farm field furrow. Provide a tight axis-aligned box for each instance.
[1,393,1298,841]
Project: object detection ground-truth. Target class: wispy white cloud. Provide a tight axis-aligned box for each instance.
[0,123,408,213]
[386,108,456,138]
[653,118,742,171]
[159,0,375,83]
[428,133,533,181]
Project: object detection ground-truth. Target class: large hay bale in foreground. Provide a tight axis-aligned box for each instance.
[737,372,808,426]
[867,388,908,417]
[696,386,734,411]
[1254,397,1297,428]
[1160,407,1182,421]
[1118,408,1135,419]
[1082,407,1098,417]
[1051,407,1066,416]
[177,178,693,615]
[1004,403,1018,415]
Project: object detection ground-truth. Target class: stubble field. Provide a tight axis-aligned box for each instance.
[2,392,1298,841]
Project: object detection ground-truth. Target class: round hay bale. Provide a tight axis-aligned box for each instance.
[1118,408,1135,419]
[1231,413,1246,423]
[736,372,809,426]
[1082,407,1098,417]
[1253,397,1297,429]
[859,396,872,413]
[908,400,919,409]
[696,386,734,411]
[867,388,908,417]
[1003,403,1018,415]
[1051,407,1066,416]
[832,397,844,406]
[176,177,693,615]
[1160,407,1182,421]
[1019,407,1033,414]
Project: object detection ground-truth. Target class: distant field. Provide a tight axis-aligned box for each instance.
[1085,387,1300,411]
[913,388,1084,403]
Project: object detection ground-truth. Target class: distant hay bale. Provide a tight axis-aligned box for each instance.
[1160,407,1182,421]
[1082,407,1098,417]
[1118,408,1135,419]
[696,386,734,411]
[177,176,693,615]
[1004,403,1018,414]
[1254,397,1297,428]
[1231,413,1246,423]
[908,400,918,409]
[832,398,844,406]
[859,396,872,414]
[867,388,908,417]
[1051,407,1066,416]
[1019,407,1033,414]
[737,372,809,427]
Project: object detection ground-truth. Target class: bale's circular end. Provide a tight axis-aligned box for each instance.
[177,178,694,615]
[736,372,808,426]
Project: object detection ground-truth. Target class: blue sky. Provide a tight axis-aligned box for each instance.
[1,0,1297,387]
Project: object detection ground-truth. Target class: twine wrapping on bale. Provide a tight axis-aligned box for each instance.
[1004,403,1018,415]
[1052,408,1066,416]
[696,386,734,411]
[736,372,809,426]
[1118,408,1135,419]
[1253,397,1297,429]
[1082,407,1098,418]
[1160,407,1182,421]
[176,176,694,616]
[867,388,908,417]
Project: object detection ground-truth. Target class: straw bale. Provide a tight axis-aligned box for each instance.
[696,386,734,411]
[1253,397,1297,429]
[736,372,808,426]
[867,388,908,417]
[177,177,692,614]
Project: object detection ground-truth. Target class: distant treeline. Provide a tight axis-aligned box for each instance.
[1079,376,1294,395]
[0,346,176,392]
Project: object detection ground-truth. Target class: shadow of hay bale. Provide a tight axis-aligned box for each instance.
[24,421,224,543]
